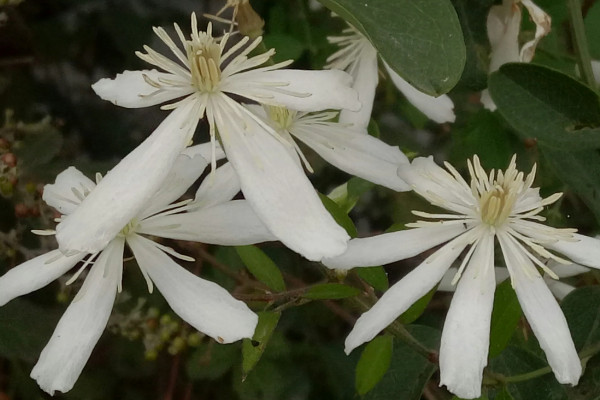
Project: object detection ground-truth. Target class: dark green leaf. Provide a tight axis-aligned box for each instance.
[319,0,466,95]
[14,125,63,172]
[303,283,360,300]
[235,245,286,292]
[356,267,389,292]
[489,279,523,359]
[490,64,600,150]
[328,177,374,214]
[355,334,393,395]
[585,1,600,59]
[363,325,440,400]
[263,33,305,63]
[493,386,515,400]
[561,287,600,351]
[541,149,600,223]
[319,192,358,237]
[186,342,240,381]
[242,311,281,376]
[489,346,567,400]
[399,285,437,324]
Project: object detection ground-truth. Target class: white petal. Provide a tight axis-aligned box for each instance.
[487,3,521,72]
[43,167,95,215]
[544,278,576,301]
[439,266,509,292]
[291,123,410,191]
[323,224,467,270]
[127,234,258,343]
[439,233,495,399]
[224,69,361,112]
[31,238,123,395]
[55,100,199,254]
[0,250,85,307]
[499,233,582,385]
[92,69,194,108]
[345,235,468,353]
[546,260,589,278]
[215,96,349,261]
[194,162,241,208]
[182,141,226,162]
[139,200,276,245]
[384,62,455,124]
[139,150,209,219]
[339,43,379,129]
[546,234,600,269]
[520,0,551,62]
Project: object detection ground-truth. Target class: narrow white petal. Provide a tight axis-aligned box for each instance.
[55,100,199,254]
[384,62,455,123]
[0,250,85,306]
[42,167,95,216]
[546,234,600,269]
[194,162,241,208]
[546,260,589,278]
[31,238,123,395]
[345,236,468,354]
[127,234,258,343]
[499,233,582,385]
[291,123,410,191]
[339,43,379,129]
[544,278,576,301]
[92,69,193,108]
[139,200,276,245]
[224,69,361,112]
[487,3,521,72]
[323,224,467,270]
[440,233,495,399]
[438,266,509,292]
[519,0,551,62]
[139,151,209,219]
[215,97,349,261]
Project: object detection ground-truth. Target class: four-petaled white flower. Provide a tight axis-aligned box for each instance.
[92,13,361,261]
[245,104,410,191]
[326,22,455,128]
[323,155,600,399]
[481,0,551,110]
[0,145,277,395]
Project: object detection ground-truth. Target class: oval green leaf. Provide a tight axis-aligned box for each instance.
[355,334,393,395]
[489,279,522,359]
[303,283,360,300]
[242,311,281,377]
[319,0,465,95]
[356,266,389,292]
[235,245,286,292]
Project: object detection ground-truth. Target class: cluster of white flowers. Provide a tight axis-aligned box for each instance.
[1,3,598,399]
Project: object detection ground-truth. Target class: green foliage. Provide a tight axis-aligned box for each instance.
[303,283,360,300]
[489,279,523,359]
[561,287,600,351]
[356,266,389,292]
[355,334,393,395]
[186,342,240,381]
[235,245,286,292]
[242,311,281,377]
[318,0,466,95]
[318,192,358,237]
[399,285,437,325]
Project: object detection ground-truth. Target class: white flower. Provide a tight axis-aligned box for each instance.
[323,155,600,399]
[245,105,410,191]
[481,0,551,110]
[0,145,275,395]
[92,13,360,261]
[326,22,456,128]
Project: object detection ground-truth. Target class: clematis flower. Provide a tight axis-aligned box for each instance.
[0,145,275,395]
[92,13,360,261]
[244,104,410,191]
[323,155,600,398]
[481,0,551,110]
[326,22,455,128]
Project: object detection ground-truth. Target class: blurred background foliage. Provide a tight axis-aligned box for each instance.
[1,0,600,399]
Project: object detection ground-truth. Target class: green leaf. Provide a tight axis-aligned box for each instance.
[356,266,389,292]
[319,0,465,95]
[399,285,437,324]
[363,325,440,400]
[186,342,239,381]
[355,334,393,395]
[319,192,358,237]
[541,149,600,223]
[489,346,568,400]
[263,33,305,63]
[242,311,281,377]
[489,279,523,359]
[327,177,374,214]
[235,245,286,292]
[0,298,60,362]
[561,287,600,351]
[585,1,600,59]
[489,63,600,150]
[14,124,63,173]
[303,283,360,300]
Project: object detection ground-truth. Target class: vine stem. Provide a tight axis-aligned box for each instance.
[567,0,597,90]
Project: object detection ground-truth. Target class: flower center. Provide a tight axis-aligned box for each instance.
[479,185,516,226]
[266,106,296,131]
[187,39,222,92]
